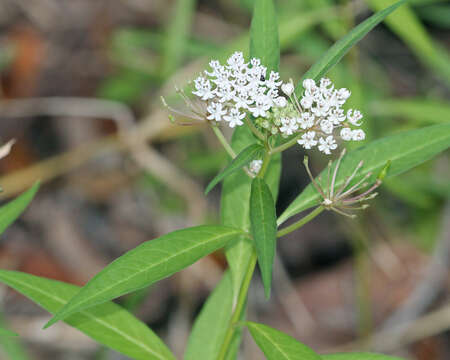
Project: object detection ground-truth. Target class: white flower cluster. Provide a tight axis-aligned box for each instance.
[192,51,286,128]
[279,78,365,154]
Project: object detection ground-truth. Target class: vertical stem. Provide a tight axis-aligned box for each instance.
[217,251,258,360]
[258,151,271,179]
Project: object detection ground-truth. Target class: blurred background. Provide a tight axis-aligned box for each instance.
[0,0,449,359]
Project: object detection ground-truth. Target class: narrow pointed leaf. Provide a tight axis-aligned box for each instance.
[247,322,321,360]
[0,182,39,235]
[295,0,406,95]
[45,225,244,327]
[0,270,175,360]
[250,0,280,72]
[205,144,263,194]
[322,353,404,360]
[184,271,233,359]
[0,327,18,337]
[250,178,277,298]
[278,123,450,225]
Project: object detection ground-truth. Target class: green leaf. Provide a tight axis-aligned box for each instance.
[250,0,280,72]
[246,322,321,360]
[223,0,281,301]
[321,353,404,360]
[0,311,29,360]
[0,270,175,360]
[45,225,244,327]
[371,98,450,125]
[0,182,39,235]
[161,0,196,77]
[295,0,407,95]
[278,123,450,225]
[250,178,277,298]
[205,144,263,194]
[0,328,17,337]
[366,0,450,85]
[184,272,233,359]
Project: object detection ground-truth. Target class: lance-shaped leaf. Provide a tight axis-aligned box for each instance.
[247,322,321,360]
[45,225,244,327]
[250,0,280,72]
[0,182,39,235]
[205,143,263,194]
[322,353,404,360]
[278,123,450,225]
[294,0,406,95]
[250,178,277,298]
[0,270,175,360]
[184,271,233,359]
[0,327,18,337]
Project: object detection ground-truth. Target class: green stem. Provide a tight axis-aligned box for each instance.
[269,133,303,154]
[217,251,258,360]
[244,117,265,141]
[277,206,324,238]
[258,151,271,179]
[211,125,237,159]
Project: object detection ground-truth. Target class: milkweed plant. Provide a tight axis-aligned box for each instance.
[0,0,449,359]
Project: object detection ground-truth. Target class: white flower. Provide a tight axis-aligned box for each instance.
[303,79,316,93]
[300,95,314,109]
[297,131,317,149]
[347,109,363,126]
[340,127,353,141]
[281,82,294,96]
[336,88,351,103]
[274,96,287,108]
[249,95,271,118]
[192,77,214,100]
[280,117,298,136]
[352,129,366,141]
[328,108,346,125]
[266,71,282,89]
[249,159,263,175]
[207,102,227,121]
[320,119,333,134]
[318,136,337,154]
[224,107,245,128]
[297,112,315,129]
[227,51,245,70]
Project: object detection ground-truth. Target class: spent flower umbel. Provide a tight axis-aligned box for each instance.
[303,149,386,217]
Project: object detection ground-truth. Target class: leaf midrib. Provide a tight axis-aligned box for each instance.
[253,326,291,360]
[2,276,168,360]
[56,228,241,319]
[279,128,450,224]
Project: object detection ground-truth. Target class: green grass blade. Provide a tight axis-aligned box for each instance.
[205,144,263,194]
[0,182,39,235]
[0,270,175,360]
[184,272,233,359]
[45,225,244,327]
[250,178,277,298]
[322,353,404,360]
[278,123,450,225]
[294,0,407,95]
[366,0,450,85]
[161,0,196,77]
[371,98,450,125]
[0,328,17,337]
[246,322,321,360]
